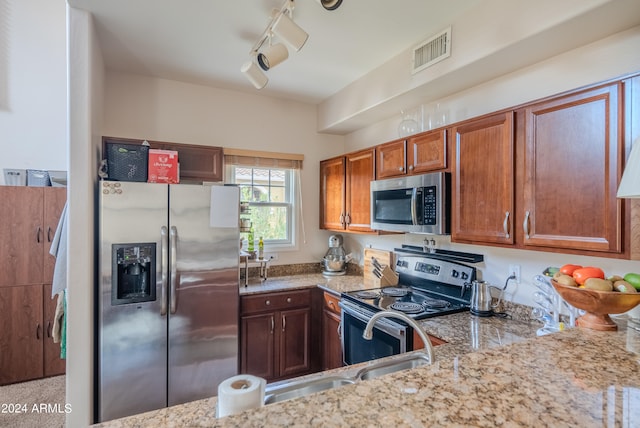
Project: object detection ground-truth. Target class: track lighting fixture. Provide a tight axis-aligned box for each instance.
[271,10,308,52]
[240,0,342,89]
[257,38,289,71]
[316,0,343,11]
[241,57,268,89]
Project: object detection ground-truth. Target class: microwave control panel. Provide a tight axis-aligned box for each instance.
[423,186,437,225]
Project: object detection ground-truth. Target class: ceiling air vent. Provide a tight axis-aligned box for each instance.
[412,27,451,74]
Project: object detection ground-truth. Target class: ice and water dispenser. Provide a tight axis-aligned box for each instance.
[111,243,156,305]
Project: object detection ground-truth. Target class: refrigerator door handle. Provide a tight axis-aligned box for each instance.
[170,226,178,314]
[160,226,168,316]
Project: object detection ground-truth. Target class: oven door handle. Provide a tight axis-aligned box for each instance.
[410,188,419,226]
[340,301,406,338]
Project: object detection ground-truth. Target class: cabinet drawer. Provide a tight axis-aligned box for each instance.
[323,292,341,315]
[241,289,311,315]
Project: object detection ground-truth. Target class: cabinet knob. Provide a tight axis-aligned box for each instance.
[287,297,292,303]
[398,166,404,171]
[408,165,414,171]
[265,300,271,306]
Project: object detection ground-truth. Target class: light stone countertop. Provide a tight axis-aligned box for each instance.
[94,274,640,427]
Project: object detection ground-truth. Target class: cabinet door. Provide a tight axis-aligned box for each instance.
[43,284,65,377]
[0,187,44,287]
[376,139,406,179]
[319,157,346,230]
[322,309,342,370]
[345,148,375,232]
[43,188,67,284]
[163,143,223,183]
[451,112,515,244]
[0,285,44,385]
[240,313,276,380]
[521,84,622,253]
[278,308,311,378]
[407,129,446,174]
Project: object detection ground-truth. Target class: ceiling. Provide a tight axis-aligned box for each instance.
[67,0,640,135]
[67,0,482,105]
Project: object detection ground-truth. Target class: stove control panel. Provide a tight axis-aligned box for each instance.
[394,254,475,289]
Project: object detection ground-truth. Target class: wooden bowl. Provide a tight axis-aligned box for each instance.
[551,280,640,331]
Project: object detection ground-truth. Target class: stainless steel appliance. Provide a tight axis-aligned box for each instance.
[322,234,350,276]
[97,181,240,423]
[340,252,475,365]
[370,172,450,234]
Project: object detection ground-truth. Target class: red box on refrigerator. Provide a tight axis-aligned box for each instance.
[148,149,179,183]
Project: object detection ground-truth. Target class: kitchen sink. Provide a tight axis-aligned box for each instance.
[355,353,432,381]
[263,376,356,405]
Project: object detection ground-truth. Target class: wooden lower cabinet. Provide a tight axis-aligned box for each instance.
[322,292,343,370]
[0,284,65,385]
[240,290,313,382]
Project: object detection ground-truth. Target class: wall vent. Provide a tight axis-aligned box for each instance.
[412,27,451,74]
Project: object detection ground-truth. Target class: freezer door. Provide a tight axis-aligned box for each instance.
[98,181,169,422]
[167,184,240,406]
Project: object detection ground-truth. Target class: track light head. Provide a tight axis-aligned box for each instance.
[241,59,268,89]
[272,11,308,52]
[257,43,289,71]
[316,0,342,10]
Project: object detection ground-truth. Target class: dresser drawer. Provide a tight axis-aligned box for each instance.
[241,289,312,315]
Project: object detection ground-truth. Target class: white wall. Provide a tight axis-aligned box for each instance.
[343,27,640,309]
[102,71,346,264]
[0,0,67,183]
[67,5,104,426]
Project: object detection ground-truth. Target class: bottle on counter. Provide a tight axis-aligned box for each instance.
[258,236,264,259]
[247,227,255,252]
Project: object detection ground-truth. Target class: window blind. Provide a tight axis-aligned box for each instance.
[223,148,303,169]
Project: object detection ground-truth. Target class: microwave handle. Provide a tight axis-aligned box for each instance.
[410,188,419,225]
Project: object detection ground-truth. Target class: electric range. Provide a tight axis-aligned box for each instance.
[341,252,477,320]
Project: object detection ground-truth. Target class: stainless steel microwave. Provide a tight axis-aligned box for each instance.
[370,172,451,234]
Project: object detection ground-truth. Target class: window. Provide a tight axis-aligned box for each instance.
[230,166,295,245]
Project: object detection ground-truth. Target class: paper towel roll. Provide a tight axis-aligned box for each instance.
[216,374,266,418]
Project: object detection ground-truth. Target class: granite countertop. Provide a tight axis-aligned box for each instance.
[94,274,640,427]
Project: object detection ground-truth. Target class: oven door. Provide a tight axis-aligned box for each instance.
[340,301,412,366]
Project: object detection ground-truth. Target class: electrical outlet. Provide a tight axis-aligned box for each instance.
[509,264,521,283]
[264,252,278,261]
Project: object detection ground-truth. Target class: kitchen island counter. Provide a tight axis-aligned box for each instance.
[93,288,640,428]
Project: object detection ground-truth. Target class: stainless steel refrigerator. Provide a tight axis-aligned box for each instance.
[97,181,240,423]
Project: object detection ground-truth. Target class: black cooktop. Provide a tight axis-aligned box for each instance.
[342,285,470,320]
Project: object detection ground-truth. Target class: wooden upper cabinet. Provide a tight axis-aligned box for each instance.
[451,112,515,245]
[0,187,45,287]
[319,156,346,230]
[520,83,623,253]
[345,148,375,232]
[376,129,447,179]
[376,139,406,179]
[160,143,223,183]
[102,137,223,183]
[407,129,447,174]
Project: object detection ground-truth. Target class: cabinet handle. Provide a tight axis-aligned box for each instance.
[47,227,53,242]
[47,321,52,338]
[270,316,274,334]
[345,213,351,225]
[36,226,42,243]
[265,300,271,306]
[287,297,292,303]
[339,213,345,225]
[523,211,530,239]
[503,211,510,239]
[337,321,342,339]
[282,315,286,332]
[408,165,414,171]
[36,324,42,340]
[398,166,404,172]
